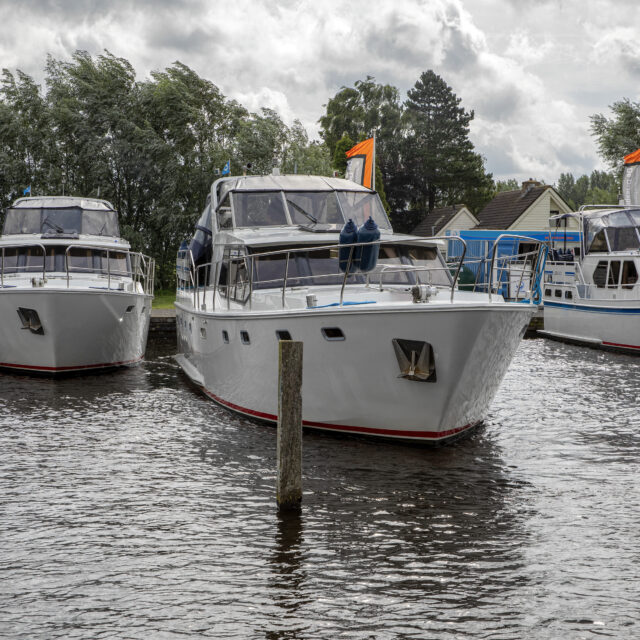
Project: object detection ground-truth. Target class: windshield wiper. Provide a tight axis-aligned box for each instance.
[41,217,64,233]
[286,199,318,225]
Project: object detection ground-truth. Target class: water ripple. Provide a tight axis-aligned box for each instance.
[0,338,639,638]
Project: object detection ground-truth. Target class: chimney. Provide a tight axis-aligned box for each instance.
[521,178,542,191]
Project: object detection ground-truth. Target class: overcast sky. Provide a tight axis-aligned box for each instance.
[1,0,638,183]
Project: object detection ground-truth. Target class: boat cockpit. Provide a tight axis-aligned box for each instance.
[211,175,392,233]
[3,196,120,239]
[0,197,148,285]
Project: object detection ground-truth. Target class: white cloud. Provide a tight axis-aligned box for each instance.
[0,0,637,182]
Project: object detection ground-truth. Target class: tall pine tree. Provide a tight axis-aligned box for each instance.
[401,70,491,215]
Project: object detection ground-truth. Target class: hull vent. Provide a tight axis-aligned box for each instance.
[17,308,44,335]
[392,338,436,382]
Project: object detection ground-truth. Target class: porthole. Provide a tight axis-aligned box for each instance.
[322,327,345,341]
[241,330,250,345]
[276,330,292,341]
[222,330,229,343]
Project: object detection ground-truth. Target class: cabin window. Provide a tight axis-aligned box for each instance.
[240,330,250,345]
[545,288,552,296]
[565,290,573,300]
[589,230,609,253]
[1,246,44,273]
[233,192,288,227]
[622,261,638,289]
[285,192,343,227]
[219,248,250,303]
[554,289,562,298]
[593,261,608,288]
[276,330,292,340]
[608,260,621,288]
[249,244,449,291]
[322,327,345,341]
[608,227,640,251]
[251,246,366,290]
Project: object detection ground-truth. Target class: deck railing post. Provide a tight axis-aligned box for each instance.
[277,340,303,511]
[339,245,355,306]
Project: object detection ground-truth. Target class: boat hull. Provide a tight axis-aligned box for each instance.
[176,303,533,443]
[0,288,152,373]
[542,299,640,353]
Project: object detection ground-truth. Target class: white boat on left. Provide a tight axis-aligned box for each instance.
[0,196,155,374]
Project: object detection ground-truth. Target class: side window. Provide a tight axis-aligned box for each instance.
[622,260,638,289]
[593,261,608,288]
[589,230,609,253]
[219,248,250,303]
[608,260,621,288]
[216,193,233,230]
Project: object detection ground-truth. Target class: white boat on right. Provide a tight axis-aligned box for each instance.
[541,205,640,353]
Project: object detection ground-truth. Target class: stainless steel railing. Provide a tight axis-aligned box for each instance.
[179,234,547,311]
[0,242,154,295]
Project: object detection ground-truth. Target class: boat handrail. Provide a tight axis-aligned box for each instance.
[0,241,154,294]
[1,242,46,287]
[188,237,465,308]
[488,234,548,303]
[185,235,547,309]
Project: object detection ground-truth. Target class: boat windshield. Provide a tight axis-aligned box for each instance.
[230,189,391,230]
[285,192,343,226]
[585,209,640,253]
[337,191,391,230]
[249,244,448,290]
[3,206,120,237]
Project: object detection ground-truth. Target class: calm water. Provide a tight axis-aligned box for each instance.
[1,337,639,639]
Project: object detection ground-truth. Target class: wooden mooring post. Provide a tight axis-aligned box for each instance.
[277,340,303,511]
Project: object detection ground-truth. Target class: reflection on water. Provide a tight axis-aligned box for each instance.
[0,338,639,638]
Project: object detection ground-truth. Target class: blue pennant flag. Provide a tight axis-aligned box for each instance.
[221,160,230,176]
[23,185,31,196]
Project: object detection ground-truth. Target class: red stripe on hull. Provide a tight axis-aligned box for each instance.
[602,341,640,350]
[0,356,143,373]
[200,387,478,441]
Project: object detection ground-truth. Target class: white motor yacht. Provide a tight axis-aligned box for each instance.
[175,174,546,443]
[541,206,640,352]
[0,196,154,373]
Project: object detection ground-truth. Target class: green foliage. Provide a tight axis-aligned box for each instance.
[319,76,402,212]
[400,70,492,218]
[591,98,640,170]
[0,52,330,287]
[320,71,492,232]
[281,120,332,175]
[332,134,355,173]
[556,170,619,210]
[495,179,520,193]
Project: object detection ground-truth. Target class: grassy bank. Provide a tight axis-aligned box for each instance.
[152,289,176,309]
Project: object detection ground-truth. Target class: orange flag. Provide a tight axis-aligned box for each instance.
[624,148,640,165]
[345,138,375,189]
[623,148,640,205]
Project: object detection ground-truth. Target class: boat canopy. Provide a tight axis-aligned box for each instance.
[4,196,120,237]
[213,175,392,232]
[582,208,640,253]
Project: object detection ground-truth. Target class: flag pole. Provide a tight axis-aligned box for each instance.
[372,132,376,191]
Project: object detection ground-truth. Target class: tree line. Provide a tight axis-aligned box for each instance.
[0,51,634,286]
[0,52,330,286]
